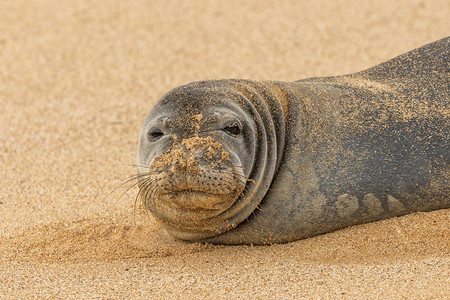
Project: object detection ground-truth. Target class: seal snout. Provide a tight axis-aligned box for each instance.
[139,134,246,225]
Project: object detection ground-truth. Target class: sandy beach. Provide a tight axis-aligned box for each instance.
[0,0,449,298]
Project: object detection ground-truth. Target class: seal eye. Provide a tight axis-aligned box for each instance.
[148,130,164,142]
[223,123,241,137]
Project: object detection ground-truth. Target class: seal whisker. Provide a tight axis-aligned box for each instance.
[136,178,159,213]
[102,172,154,207]
[111,174,157,207]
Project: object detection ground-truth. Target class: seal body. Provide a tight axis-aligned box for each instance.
[137,37,449,244]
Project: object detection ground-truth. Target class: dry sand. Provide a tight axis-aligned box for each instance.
[0,0,449,298]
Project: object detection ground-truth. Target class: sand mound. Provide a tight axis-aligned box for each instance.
[1,217,214,264]
[2,209,448,265]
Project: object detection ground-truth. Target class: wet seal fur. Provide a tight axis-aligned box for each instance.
[137,37,449,244]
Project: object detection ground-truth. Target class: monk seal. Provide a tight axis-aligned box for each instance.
[137,37,449,244]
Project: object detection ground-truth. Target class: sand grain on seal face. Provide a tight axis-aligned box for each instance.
[150,136,232,180]
[182,136,231,168]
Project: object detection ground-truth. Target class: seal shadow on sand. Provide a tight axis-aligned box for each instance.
[2,209,448,265]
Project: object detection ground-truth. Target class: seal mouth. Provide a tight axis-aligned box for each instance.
[159,187,233,196]
[160,189,237,211]
[163,189,215,195]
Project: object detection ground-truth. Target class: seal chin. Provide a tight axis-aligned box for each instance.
[161,190,238,211]
[146,184,245,232]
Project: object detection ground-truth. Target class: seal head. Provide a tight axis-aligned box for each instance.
[137,80,286,240]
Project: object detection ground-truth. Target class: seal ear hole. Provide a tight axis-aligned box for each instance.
[222,123,241,137]
[148,129,164,142]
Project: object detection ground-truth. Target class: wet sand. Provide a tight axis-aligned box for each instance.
[1,0,449,298]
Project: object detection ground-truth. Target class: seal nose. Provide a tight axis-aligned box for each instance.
[166,145,201,175]
[169,157,186,173]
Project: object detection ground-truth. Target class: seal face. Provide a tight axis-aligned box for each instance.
[138,37,449,244]
[137,82,285,240]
